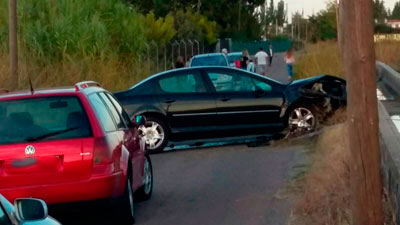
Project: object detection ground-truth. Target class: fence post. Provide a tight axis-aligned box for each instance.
[151,42,159,73]
[188,40,194,58]
[164,44,167,71]
[180,40,187,63]
[144,43,150,74]
[171,42,174,69]
[194,40,200,55]
[171,40,179,68]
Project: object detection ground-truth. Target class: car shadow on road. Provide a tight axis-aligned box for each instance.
[49,200,132,225]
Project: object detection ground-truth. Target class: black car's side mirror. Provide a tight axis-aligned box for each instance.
[133,115,146,127]
[255,86,266,96]
[14,198,48,222]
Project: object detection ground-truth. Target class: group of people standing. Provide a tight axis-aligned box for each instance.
[175,44,296,81]
[237,45,295,81]
[235,45,274,74]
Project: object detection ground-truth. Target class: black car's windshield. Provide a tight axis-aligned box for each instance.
[0,96,92,145]
[191,56,228,67]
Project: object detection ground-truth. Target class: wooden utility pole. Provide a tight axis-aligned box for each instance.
[8,0,18,90]
[339,0,384,224]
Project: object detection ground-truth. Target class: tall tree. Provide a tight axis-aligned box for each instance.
[392,1,400,19]
[268,0,275,25]
[276,0,285,26]
[308,3,337,41]
[373,0,387,23]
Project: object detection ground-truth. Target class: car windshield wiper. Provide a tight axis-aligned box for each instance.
[26,127,79,142]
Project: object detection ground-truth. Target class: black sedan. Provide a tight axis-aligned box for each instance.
[115,67,346,153]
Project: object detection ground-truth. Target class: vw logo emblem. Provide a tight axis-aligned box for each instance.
[25,145,36,155]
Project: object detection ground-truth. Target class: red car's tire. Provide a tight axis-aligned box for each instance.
[113,176,135,224]
[134,155,153,202]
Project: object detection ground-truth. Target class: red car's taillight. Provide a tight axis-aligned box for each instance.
[92,137,114,175]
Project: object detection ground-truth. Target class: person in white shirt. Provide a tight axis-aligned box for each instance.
[254,48,268,76]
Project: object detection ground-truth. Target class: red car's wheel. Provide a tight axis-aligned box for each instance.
[114,175,135,224]
[134,155,153,202]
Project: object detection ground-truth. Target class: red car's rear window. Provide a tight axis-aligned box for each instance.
[0,96,92,145]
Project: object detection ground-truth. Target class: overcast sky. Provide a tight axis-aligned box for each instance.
[286,0,397,18]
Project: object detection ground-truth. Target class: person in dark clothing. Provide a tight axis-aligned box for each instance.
[240,49,249,70]
[267,45,274,66]
[175,56,185,69]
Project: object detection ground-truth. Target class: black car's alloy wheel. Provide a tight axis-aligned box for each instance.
[139,117,168,153]
[287,106,317,137]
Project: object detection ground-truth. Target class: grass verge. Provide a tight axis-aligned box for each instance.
[295,40,400,80]
[288,122,395,225]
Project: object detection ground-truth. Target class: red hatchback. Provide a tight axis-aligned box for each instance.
[0,81,153,223]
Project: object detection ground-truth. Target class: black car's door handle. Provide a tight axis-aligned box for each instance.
[164,99,176,104]
[220,97,231,102]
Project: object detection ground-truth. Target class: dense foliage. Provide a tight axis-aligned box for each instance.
[0,0,148,60]
[308,3,337,42]
[373,0,388,23]
[131,0,266,41]
[392,1,400,19]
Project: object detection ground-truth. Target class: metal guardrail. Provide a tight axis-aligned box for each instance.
[377,61,400,96]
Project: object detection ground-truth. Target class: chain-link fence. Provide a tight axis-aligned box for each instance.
[136,39,211,76]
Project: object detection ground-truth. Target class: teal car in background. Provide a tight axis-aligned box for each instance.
[189,53,229,67]
[227,52,242,68]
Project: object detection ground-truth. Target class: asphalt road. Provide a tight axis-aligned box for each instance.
[265,53,290,84]
[50,144,306,225]
[48,53,299,225]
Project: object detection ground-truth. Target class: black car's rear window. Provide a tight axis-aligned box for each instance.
[0,96,92,145]
[191,56,228,67]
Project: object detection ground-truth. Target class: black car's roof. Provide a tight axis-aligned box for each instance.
[130,66,286,90]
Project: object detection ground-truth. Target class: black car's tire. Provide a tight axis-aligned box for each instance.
[140,117,169,154]
[114,176,135,224]
[286,105,319,138]
[134,155,153,202]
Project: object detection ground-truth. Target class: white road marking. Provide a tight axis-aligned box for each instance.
[377,88,387,101]
[391,115,400,133]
